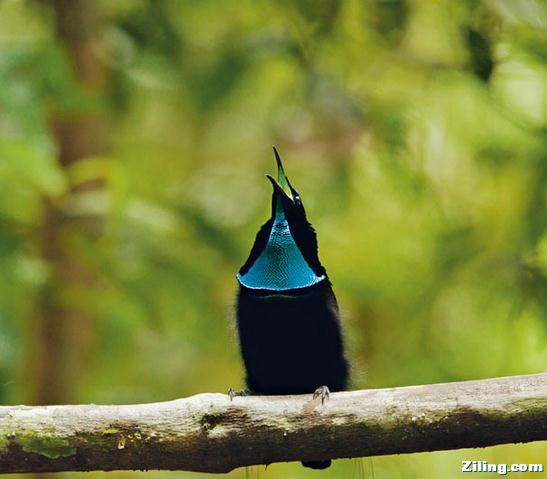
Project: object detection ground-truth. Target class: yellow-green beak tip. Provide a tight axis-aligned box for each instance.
[272,146,293,200]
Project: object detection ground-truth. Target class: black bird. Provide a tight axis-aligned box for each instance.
[235,147,349,470]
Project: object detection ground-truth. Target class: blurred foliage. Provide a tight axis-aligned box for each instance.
[0,0,546,477]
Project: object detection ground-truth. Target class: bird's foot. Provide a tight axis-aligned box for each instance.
[227,388,253,401]
[313,385,330,405]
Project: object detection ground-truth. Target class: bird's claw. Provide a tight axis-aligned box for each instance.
[228,388,252,401]
[313,385,330,405]
[228,388,236,400]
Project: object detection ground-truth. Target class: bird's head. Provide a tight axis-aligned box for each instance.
[237,147,326,291]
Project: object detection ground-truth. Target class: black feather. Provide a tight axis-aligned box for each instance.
[237,280,348,395]
[235,149,350,470]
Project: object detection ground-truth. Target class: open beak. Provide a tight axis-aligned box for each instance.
[266,146,294,201]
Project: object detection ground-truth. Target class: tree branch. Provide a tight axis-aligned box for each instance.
[1,373,546,474]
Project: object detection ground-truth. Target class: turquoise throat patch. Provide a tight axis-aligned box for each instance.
[237,205,325,291]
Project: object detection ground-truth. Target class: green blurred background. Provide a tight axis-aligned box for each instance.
[0,0,546,477]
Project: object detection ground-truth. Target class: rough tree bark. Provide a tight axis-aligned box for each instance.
[0,373,546,474]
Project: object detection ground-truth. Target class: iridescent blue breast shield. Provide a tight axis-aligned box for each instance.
[237,207,325,291]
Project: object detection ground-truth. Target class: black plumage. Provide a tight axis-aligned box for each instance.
[235,148,349,470]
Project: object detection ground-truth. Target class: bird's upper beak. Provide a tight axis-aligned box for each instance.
[266,146,294,201]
